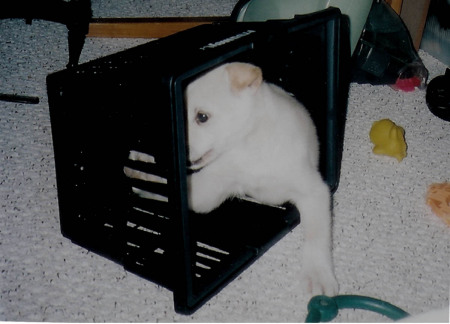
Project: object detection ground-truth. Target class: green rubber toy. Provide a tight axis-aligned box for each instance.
[305,295,410,322]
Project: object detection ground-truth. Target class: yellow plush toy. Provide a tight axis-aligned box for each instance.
[369,119,407,162]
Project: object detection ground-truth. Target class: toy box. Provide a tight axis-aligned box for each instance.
[47,8,349,314]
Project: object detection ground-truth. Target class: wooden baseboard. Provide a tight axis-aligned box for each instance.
[386,0,404,14]
[387,0,431,49]
[87,1,430,50]
[87,17,227,38]
[399,0,431,50]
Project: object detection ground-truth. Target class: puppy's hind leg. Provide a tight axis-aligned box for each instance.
[295,174,338,296]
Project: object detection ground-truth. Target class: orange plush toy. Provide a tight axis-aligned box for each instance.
[426,182,450,226]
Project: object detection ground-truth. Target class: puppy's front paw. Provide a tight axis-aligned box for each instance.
[188,194,219,214]
[302,266,339,296]
[187,174,228,214]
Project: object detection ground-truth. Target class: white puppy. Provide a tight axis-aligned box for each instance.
[185,62,338,296]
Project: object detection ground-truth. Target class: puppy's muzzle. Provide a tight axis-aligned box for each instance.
[187,149,213,173]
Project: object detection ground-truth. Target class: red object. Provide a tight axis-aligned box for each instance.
[393,77,421,92]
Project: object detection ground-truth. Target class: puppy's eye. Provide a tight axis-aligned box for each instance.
[195,112,209,124]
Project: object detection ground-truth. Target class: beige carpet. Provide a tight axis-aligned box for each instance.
[1,1,449,322]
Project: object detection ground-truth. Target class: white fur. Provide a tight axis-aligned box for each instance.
[185,62,338,296]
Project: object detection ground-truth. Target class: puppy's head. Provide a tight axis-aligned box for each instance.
[185,62,263,170]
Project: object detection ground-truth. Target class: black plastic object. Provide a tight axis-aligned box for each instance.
[46,8,349,315]
[0,93,39,104]
[351,0,428,89]
[426,68,450,122]
[1,0,92,68]
[305,295,409,322]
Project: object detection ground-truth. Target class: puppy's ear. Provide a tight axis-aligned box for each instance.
[226,63,263,93]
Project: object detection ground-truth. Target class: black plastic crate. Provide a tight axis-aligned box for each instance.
[46,8,349,314]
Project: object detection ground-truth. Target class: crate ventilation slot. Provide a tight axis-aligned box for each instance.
[194,241,230,278]
[124,150,168,203]
[124,150,171,262]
